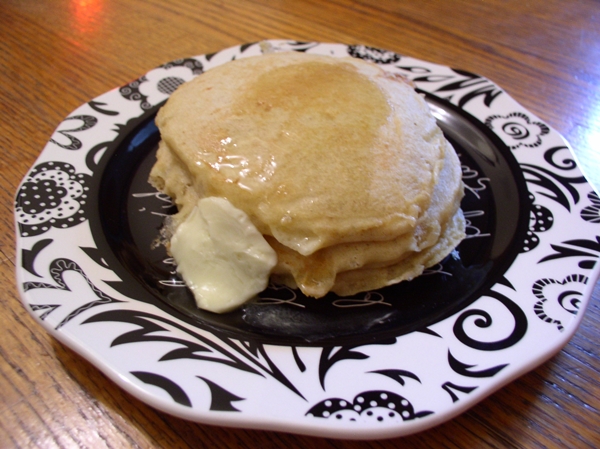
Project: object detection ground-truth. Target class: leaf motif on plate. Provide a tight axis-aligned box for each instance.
[539,236,600,269]
[521,165,587,213]
[21,238,53,277]
[50,115,98,150]
[14,40,600,436]
[318,339,396,389]
[82,309,309,399]
[441,382,477,403]
[88,100,119,116]
[197,376,245,412]
[447,351,508,378]
[131,371,192,407]
[84,309,261,373]
[368,369,421,386]
[24,258,123,328]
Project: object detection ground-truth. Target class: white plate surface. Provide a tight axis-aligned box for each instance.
[14,40,600,439]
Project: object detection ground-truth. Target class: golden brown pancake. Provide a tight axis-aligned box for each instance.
[149,51,465,298]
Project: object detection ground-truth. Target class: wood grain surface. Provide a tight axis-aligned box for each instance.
[1,0,599,447]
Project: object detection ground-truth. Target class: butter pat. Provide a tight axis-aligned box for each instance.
[170,197,277,313]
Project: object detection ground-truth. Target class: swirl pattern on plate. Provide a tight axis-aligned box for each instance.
[14,40,600,439]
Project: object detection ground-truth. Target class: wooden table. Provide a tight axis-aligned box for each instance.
[1,0,599,447]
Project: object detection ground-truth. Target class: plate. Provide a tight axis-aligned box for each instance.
[14,40,600,439]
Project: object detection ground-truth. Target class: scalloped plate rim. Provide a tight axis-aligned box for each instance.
[13,40,600,439]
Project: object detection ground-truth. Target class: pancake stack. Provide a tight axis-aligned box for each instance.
[149,51,465,298]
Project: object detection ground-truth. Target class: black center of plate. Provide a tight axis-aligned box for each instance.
[93,93,529,346]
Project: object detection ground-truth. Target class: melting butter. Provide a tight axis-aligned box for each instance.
[170,197,277,313]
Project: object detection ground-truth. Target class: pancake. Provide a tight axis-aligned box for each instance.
[149,51,465,299]
[267,138,465,297]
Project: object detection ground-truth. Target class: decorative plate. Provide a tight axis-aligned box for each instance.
[14,40,600,439]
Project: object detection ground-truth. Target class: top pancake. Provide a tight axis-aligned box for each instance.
[153,52,447,257]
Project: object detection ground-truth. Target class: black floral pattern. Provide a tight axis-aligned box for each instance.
[532,274,586,331]
[347,45,401,64]
[485,112,550,149]
[14,41,600,438]
[581,191,600,223]
[120,58,203,110]
[15,161,91,237]
[522,193,554,252]
[306,391,432,422]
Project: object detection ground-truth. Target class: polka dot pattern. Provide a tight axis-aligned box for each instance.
[15,161,91,237]
[119,58,203,111]
[306,390,429,423]
[522,193,554,252]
